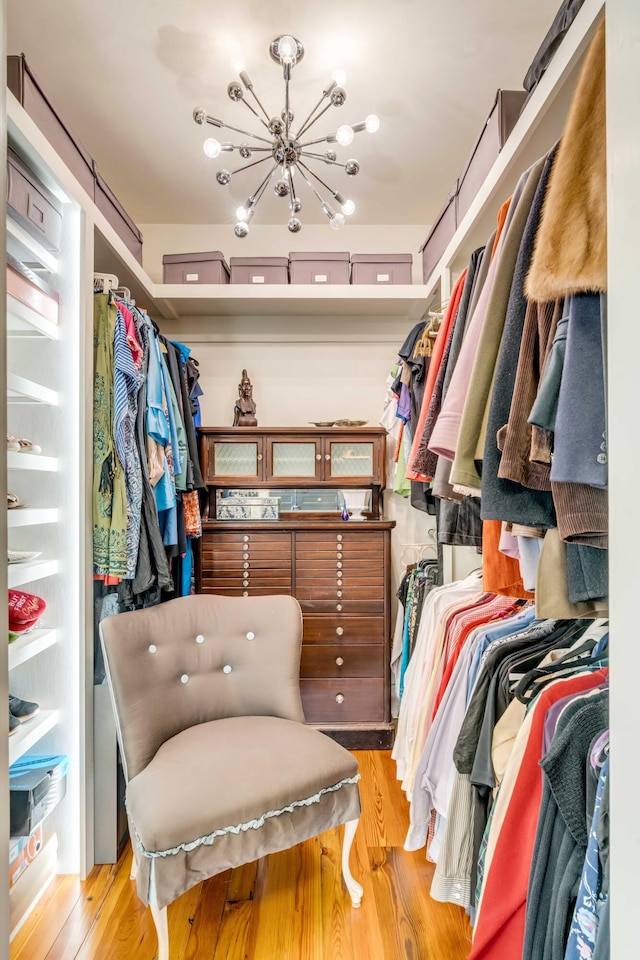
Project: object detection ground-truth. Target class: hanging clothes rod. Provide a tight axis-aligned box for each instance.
[400,539,438,566]
[93,272,119,293]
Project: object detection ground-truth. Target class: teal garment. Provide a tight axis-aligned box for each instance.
[167,374,188,492]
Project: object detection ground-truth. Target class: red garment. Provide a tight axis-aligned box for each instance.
[469,667,609,960]
[115,300,144,370]
[406,270,468,481]
[432,599,521,719]
[491,197,512,259]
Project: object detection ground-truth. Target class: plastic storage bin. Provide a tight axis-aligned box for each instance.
[163,251,230,284]
[350,253,413,285]
[289,251,350,285]
[7,147,63,253]
[230,256,289,284]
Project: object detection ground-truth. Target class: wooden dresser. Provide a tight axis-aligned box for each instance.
[197,427,395,749]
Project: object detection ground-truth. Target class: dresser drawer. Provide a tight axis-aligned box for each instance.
[200,586,292,597]
[302,615,385,644]
[296,531,384,546]
[299,599,384,615]
[301,679,385,722]
[296,560,383,578]
[296,583,383,600]
[295,542,384,560]
[301,645,384,678]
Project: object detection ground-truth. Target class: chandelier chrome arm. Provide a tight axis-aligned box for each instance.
[296,101,335,141]
[300,151,346,167]
[239,72,271,124]
[297,160,347,206]
[201,114,273,145]
[295,81,338,139]
[227,154,274,178]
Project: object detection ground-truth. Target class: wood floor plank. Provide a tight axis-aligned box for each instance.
[11,875,80,960]
[13,751,473,960]
[368,846,471,960]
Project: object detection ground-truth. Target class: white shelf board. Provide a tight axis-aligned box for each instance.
[155,283,432,322]
[7,294,59,340]
[9,710,59,766]
[7,373,58,406]
[423,0,605,296]
[7,451,58,472]
[6,217,59,274]
[9,629,58,671]
[8,559,60,589]
[8,508,59,528]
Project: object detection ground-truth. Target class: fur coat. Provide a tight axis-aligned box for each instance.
[526,19,606,301]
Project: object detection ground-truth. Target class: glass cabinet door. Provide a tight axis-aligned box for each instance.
[212,439,262,480]
[266,438,323,481]
[326,439,376,481]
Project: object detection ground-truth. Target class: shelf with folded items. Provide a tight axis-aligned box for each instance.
[7,293,59,340]
[8,628,58,671]
[7,508,59,528]
[8,709,59,766]
[7,559,60,589]
[7,373,59,406]
[7,451,58,471]
[6,215,59,274]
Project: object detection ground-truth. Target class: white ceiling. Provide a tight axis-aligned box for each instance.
[7,0,560,226]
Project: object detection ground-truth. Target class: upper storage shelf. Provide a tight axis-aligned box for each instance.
[422,0,605,298]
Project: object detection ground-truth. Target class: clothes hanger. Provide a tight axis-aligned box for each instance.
[514,634,607,705]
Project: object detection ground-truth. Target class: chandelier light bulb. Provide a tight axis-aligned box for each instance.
[330,212,346,231]
[342,199,356,216]
[234,221,250,238]
[365,114,380,133]
[277,35,298,63]
[336,124,355,146]
[332,69,347,86]
[236,205,249,221]
[203,137,222,158]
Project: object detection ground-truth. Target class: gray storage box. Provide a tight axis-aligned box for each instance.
[230,257,289,285]
[94,168,143,264]
[457,89,528,222]
[7,55,95,198]
[289,251,350,285]
[7,147,63,252]
[163,251,230,284]
[350,253,413,285]
[420,188,458,284]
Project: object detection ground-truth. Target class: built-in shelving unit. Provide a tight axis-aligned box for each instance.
[8,561,61,589]
[7,509,59,529]
[8,711,59,767]
[6,451,58,472]
[7,295,59,340]
[8,630,58,671]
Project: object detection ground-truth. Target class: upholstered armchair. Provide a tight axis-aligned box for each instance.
[100,594,363,960]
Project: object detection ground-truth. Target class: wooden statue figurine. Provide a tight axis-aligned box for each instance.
[233,369,258,426]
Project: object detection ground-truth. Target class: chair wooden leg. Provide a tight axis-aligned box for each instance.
[341,818,364,908]
[149,899,169,960]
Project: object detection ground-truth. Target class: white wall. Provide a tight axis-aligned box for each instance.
[140,223,428,284]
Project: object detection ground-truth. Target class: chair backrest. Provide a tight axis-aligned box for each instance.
[100,594,305,782]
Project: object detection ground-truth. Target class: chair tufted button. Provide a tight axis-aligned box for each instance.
[246,631,255,641]
[195,634,205,644]
[223,665,233,674]
[180,674,189,684]
[148,644,157,654]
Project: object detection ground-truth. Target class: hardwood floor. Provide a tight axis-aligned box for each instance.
[11,750,472,960]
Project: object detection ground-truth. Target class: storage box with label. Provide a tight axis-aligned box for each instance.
[9,755,69,838]
[289,252,350,285]
[456,89,528,222]
[350,254,412,285]
[419,187,458,284]
[7,147,63,253]
[230,257,289,285]
[94,168,143,264]
[163,251,230,284]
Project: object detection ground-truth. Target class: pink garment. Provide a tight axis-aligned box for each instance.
[427,251,500,461]
[116,300,144,370]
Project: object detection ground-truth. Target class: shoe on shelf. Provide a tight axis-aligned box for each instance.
[6,436,20,452]
[7,494,27,509]
[9,710,20,736]
[8,631,20,644]
[8,550,42,564]
[9,694,40,723]
[16,439,42,455]
[8,590,46,625]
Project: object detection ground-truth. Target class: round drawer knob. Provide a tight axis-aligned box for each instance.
[325,454,331,460]
[337,535,343,542]
[337,603,343,611]
[336,627,344,636]
[335,693,345,704]
[257,453,263,461]
[243,553,249,560]
[337,561,343,569]
[337,591,343,598]
[336,657,344,666]
[316,453,322,460]
[243,562,249,570]
[243,580,249,587]
[337,552,343,560]
[243,536,249,542]
[337,579,343,587]
[243,591,249,597]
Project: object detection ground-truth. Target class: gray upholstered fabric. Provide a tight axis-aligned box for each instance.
[127,715,359,855]
[100,594,306,781]
[100,594,362,912]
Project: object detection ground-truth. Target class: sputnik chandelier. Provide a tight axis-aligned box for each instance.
[193,34,380,237]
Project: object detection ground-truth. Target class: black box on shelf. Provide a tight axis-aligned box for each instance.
[9,755,69,839]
